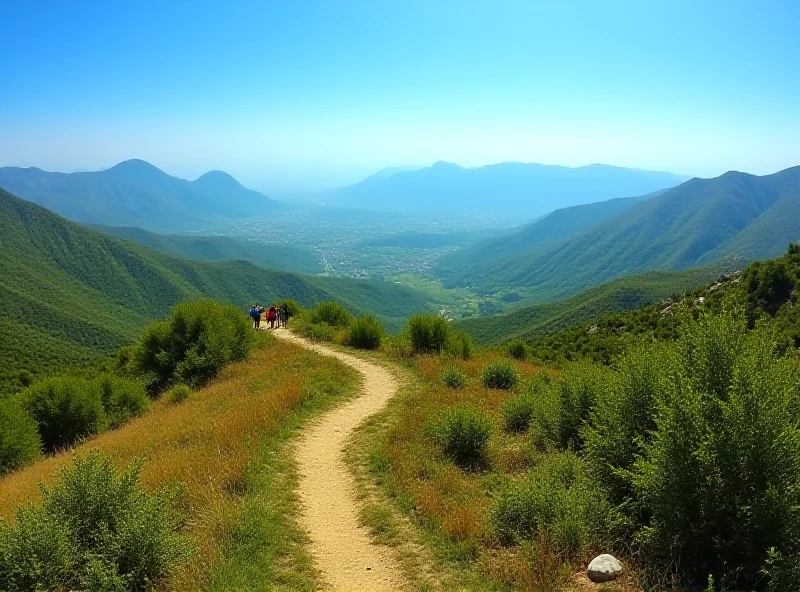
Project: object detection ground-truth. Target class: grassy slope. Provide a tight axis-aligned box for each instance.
[456,265,725,346]
[0,336,359,591]
[91,224,322,274]
[0,188,432,390]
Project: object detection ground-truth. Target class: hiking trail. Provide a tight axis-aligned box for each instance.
[275,328,406,591]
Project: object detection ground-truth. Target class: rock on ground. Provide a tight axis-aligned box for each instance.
[587,553,622,583]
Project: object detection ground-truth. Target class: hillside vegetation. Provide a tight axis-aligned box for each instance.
[456,265,725,346]
[0,159,285,229]
[92,224,321,274]
[0,188,431,391]
[441,165,800,300]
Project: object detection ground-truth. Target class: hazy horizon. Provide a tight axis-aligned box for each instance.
[2,0,799,193]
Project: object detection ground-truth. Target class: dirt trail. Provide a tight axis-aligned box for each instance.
[275,329,405,591]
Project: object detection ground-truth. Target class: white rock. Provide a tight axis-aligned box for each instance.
[587,553,622,583]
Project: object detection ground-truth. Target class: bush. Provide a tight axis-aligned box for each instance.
[95,374,149,428]
[507,339,528,360]
[430,405,493,468]
[135,300,252,392]
[348,314,383,349]
[446,330,473,360]
[310,301,352,327]
[408,314,450,354]
[482,359,519,390]
[276,299,303,319]
[492,452,609,558]
[0,452,190,591]
[0,396,41,474]
[502,393,537,432]
[166,384,190,404]
[300,320,336,342]
[441,367,468,389]
[22,377,107,451]
[551,362,608,451]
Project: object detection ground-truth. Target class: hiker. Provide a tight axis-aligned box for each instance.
[249,304,261,330]
[280,303,290,328]
[267,304,278,329]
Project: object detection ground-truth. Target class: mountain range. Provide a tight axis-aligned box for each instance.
[439,166,800,301]
[0,187,431,389]
[0,159,284,230]
[327,161,687,215]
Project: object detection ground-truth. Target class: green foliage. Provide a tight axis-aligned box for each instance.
[551,363,608,451]
[440,367,468,389]
[348,314,383,349]
[0,396,41,475]
[299,319,337,342]
[445,329,473,360]
[0,452,190,591]
[166,384,190,404]
[95,374,149,428]
[491,452,610,558]
[481,359,519,390]
[275,299,303,319]
[310,301,352,327]
[135,300,252,392]
[507,339,528,360]
[430,405,493,469]
[408,314,451,354]
[22,376,107,452]
[501,392,537,433]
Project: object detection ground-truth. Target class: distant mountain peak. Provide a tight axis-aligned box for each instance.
[193,170,244,189]
[430,161,462,169]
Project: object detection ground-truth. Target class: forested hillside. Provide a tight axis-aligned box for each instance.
[92,225,321,274]
[0,160,285,229]
[456,265,725,345]
[0,188,431,391]
[441,166,800,300]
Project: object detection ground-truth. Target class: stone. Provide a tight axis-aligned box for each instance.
[587,553,622,583]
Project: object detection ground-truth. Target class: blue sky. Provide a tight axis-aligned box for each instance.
[1,0,799,192]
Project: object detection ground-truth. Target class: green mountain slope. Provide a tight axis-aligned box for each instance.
[442,166,800,300]
[0,188,431,391]
[438,191,657,275]
[0,160,285,230]
[455,266,725,346]
[91,225,321,274]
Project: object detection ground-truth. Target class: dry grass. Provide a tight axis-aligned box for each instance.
[0,337,353,591]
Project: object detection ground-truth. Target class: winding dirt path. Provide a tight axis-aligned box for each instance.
[275,329,405,591]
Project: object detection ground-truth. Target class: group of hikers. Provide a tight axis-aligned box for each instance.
[249,303,290,330]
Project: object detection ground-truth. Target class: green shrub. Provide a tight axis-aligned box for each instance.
[166,384,190,404]
[552,362,608,451]
[348,314,383,349]
[583,343,669,503]
[300,320,336,342]
[491,452,609,558]
[310,301,352,327]
[135,300,252,392]
[408,314,450,354]
[446,329,473,360]
[482,359,519,390]
[0,396,41,474]
[441,367,468,389]
[430,405,493,468]
[0,452,190,591]
[502,393,537,432]
[507,339,528,360]
[22,377,107,451]
[95,374,149,428]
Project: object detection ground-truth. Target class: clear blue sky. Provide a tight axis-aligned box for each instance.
[1,0,799,192]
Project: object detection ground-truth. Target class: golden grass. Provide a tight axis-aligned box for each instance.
[0,338,349,591]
